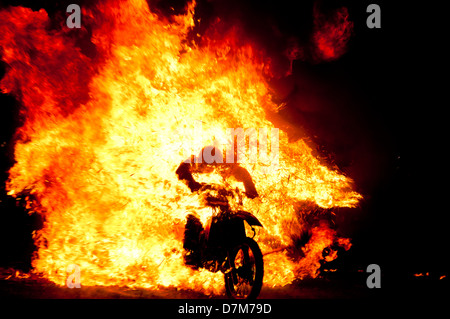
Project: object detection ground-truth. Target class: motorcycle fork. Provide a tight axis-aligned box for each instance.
[223,250,234,274]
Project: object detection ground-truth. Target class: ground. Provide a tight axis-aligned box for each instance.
[0,266,373,299]
[2,266,446,300]
[1,267,447,317]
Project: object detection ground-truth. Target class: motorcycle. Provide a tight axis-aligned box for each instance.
[183,184,264,299]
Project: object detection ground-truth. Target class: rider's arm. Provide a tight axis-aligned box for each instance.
[230,166,259,199]
[176,162,202,192]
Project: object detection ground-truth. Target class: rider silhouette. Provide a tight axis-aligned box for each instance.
[177,146,258,268]
[175,145,258,199]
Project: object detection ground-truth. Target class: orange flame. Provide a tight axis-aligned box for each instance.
[1,0,361,294]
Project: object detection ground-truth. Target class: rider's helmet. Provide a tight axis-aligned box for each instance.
[195,145,224,165]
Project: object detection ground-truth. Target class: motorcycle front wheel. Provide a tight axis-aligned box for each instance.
[224,237,264,299]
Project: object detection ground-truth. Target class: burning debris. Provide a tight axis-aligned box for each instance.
[312,5,353,62]
[0,0,361,295]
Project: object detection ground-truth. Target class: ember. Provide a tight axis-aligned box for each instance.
[0,0,361,295]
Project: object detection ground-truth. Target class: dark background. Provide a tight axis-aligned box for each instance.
[0,0,448,297]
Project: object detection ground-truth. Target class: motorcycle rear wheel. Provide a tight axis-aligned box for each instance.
[224,237,264,299]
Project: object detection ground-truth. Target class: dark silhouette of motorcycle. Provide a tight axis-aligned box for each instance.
[183,185,264,299]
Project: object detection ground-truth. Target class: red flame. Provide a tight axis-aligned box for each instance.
[312,6,353,62]
[0,7,96,137]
